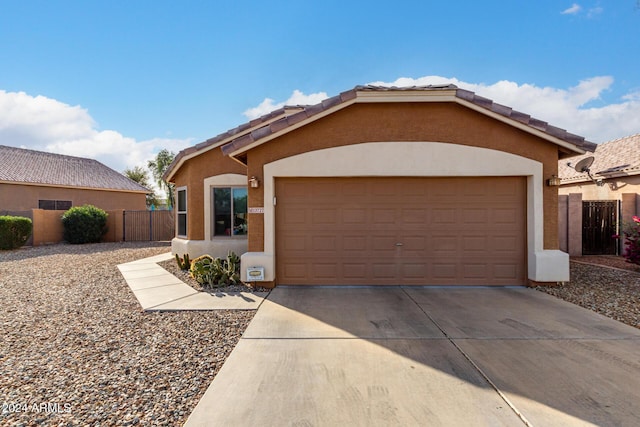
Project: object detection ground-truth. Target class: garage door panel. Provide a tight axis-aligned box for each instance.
[432,263,458,280]
[343,208,367,224]
[372,263,397,279]
[313,263,340,279]
[432,208,458,225]
[282,234,307,251]
[276,177,526,286]
[402,263,429,278]
[493,208,519,224]
[372,208,396,224]
[282,208,307,225]
[401,208,429,224]
[462,235,488,252]
[311,209,337,225]
[311,235,336,251]
[463,264,488,279]
[493,264,520,280]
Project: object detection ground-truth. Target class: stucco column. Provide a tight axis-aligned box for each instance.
[558,195,568,252]
[567,193,583,256]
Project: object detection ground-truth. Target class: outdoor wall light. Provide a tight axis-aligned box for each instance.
[546,175,562,186]
[249,176,260,188]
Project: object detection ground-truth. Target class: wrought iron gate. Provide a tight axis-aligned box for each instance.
[123,210,174,241]
[582,201,619,255]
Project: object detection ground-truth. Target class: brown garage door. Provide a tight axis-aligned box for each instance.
[275,177,526,286]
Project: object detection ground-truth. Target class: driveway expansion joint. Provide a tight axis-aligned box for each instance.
[400,286,533,426]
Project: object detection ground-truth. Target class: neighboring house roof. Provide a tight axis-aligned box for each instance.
[165,84,597,181]
[559,133,640,184]
[0,145,149,193]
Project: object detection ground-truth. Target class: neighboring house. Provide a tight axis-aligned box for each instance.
[164,85,596,287]
[558,134,640,256]
[0,145,149,212]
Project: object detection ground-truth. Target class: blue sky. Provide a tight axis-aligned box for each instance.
[1,1,639,175]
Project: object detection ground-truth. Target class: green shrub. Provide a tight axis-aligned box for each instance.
[0,216,33,250]
[61,205,108,244]
[189,251,241,288]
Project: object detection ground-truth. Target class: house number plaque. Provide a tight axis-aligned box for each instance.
[248,207,264,214]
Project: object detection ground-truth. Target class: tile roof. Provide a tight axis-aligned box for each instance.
[0,145,149,192]
[559,133,640,183]
[165,84,597,180]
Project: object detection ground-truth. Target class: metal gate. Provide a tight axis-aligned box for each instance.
[582,201,619,255]
[123,210,174,241]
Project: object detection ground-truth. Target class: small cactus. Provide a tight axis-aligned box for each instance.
[187,251,241,288]
[175,253,191,270]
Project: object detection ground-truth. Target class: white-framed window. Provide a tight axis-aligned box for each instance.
[176,187,187,237]
[213,187,247,236]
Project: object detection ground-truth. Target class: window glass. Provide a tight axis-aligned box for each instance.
[233,188,248,235]
[213,187,248,236]
[177,214,187,236]
[38,200,56,210]
[177,189,187,212]
[55,200,72,210]
[177,188,187,236]
[38,200,72,210]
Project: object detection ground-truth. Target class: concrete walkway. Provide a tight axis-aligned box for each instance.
[117,252,269,311]
[185,286,640,426]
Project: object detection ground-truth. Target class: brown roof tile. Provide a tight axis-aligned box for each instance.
[559,133,640,183]
[0,145,149,192]
[167,85,597,179]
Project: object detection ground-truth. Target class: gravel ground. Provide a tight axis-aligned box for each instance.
[535,258,640,329]
[2,244,639,425]
[0,242,254,426]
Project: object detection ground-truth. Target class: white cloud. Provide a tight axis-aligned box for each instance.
[587,6,603,18]
[0,90,192,181]
[368,75,640,143]
[243,89,329,119]
[561,3,582,14]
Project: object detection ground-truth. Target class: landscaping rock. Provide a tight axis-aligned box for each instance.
[0,242,254,426]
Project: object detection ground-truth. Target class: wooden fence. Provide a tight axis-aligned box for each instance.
[123,210,174,241]
[1,209,174,246]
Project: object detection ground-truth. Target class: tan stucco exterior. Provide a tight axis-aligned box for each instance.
[558,177,640,256]
[0,182,146,212]
[559,175,640,203]
[168,142,248,258]
[245,103,560,251]
[169,97,586,285]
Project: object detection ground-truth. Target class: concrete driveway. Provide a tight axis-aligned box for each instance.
[185,287,640,426]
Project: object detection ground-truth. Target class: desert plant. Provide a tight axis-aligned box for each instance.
[189,251,241,288]
[61,205,108,244]
[175,253,191,270]
[0,215,33,250]
[189,255,215,285]
[619,216,640,265]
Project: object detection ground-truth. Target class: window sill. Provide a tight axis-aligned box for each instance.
[211,235,248,240]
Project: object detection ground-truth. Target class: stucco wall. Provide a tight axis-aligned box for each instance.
[170,146,246,240]
[559,175,640,201]
[0,183,146,212]
[245,102,561,251]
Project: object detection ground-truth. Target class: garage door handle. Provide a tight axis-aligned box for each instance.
[395,243,403,246]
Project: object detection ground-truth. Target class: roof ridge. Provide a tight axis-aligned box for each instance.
[0,145,148,192]
[166,84,597,181]
[0,144,102,163]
